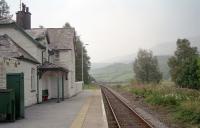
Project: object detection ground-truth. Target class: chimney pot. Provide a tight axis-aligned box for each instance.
[16,3,31,29]
[26,7,29,13]
[22,3,26,12]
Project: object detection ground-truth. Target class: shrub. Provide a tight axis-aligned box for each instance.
[116,84,122,89]
[126,83,200,126]
[145,93,180,106]
[175,101,200,124]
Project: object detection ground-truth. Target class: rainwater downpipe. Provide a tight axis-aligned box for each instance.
[37,68,40,104]
[57,72,60,103]
[37,49,46,104]
[42,50,46,64]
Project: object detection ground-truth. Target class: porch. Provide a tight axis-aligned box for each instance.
[38,62,68,103]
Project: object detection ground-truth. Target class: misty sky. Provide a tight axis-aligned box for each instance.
[6,0,200,63]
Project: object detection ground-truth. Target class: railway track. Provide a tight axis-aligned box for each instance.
[101,85,154,128]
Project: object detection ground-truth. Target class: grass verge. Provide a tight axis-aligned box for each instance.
[116,83,200,127]
[83,84,99,90]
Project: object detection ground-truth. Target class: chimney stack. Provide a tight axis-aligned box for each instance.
[16,3,31,30]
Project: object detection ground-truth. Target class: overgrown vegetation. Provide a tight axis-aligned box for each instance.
[83,84,99,90]
[118,83,200,126]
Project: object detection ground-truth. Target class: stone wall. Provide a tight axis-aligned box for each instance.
[4,58,38,107]
[75,81,83,94]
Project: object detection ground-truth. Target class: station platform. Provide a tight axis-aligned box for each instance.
[0,90,108,128]
[70,90,108,128]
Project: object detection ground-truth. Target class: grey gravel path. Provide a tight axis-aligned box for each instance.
[0,90,92,128]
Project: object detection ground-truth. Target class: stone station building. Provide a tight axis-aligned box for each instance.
[0,3,82,108]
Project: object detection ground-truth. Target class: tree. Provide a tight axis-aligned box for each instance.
[133,49,162,84]
[168,39,200,89]
[63,22,71,28]
[0,0,10,19]
[39,25,44,28]
[63,22,91,84]
[198,58,200,82]
[75,36,91,84]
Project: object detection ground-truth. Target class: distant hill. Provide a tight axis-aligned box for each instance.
[91,55,171,82]
[157,55,171,80]
[91,36,199,82]
[90,63,134,82]
[91,63,111,69]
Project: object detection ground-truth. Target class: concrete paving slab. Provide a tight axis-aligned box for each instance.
[70,90,108,128]
[0,90,92,128]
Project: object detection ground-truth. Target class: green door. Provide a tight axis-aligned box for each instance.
[6,73,24,119]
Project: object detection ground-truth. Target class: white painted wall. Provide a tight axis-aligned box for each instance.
[1,57,38,107]
[55,50,77,97]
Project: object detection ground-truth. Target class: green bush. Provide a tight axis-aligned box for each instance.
[116,84,122,89]
[145,94,180,106]
[131,88,145,96]
[125,84,200,126]
[175,101,200,124]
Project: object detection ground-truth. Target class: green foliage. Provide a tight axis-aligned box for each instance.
[63,22,91,84]
[168,39,200,89]
[83,84,98,90]
[126,84,200,126]
[175,101,200,124]
[75,36,91,84]
[63,22,71,28]
[145,93,180,106]
[0,0,10,19]
[91,55,171,82]
[198,58,200,82]
[133,49,162,84]
[39,25,44,28]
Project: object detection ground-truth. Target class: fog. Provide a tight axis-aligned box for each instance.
[7,0,200,63]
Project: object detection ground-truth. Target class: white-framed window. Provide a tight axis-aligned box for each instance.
[31,68,36,91]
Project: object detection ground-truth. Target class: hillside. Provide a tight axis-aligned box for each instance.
[91,36,199,82]
[90,63,134,82]
[157,55,171,80]
[91,55,171,82]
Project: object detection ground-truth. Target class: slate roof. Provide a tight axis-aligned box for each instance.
[38,61,68,73]
[26,28,75,50]
[0,18,15,24]
[0,20,46,49]
[47,28,75,50]
[0,34,40,64]
[26,28,47,41]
